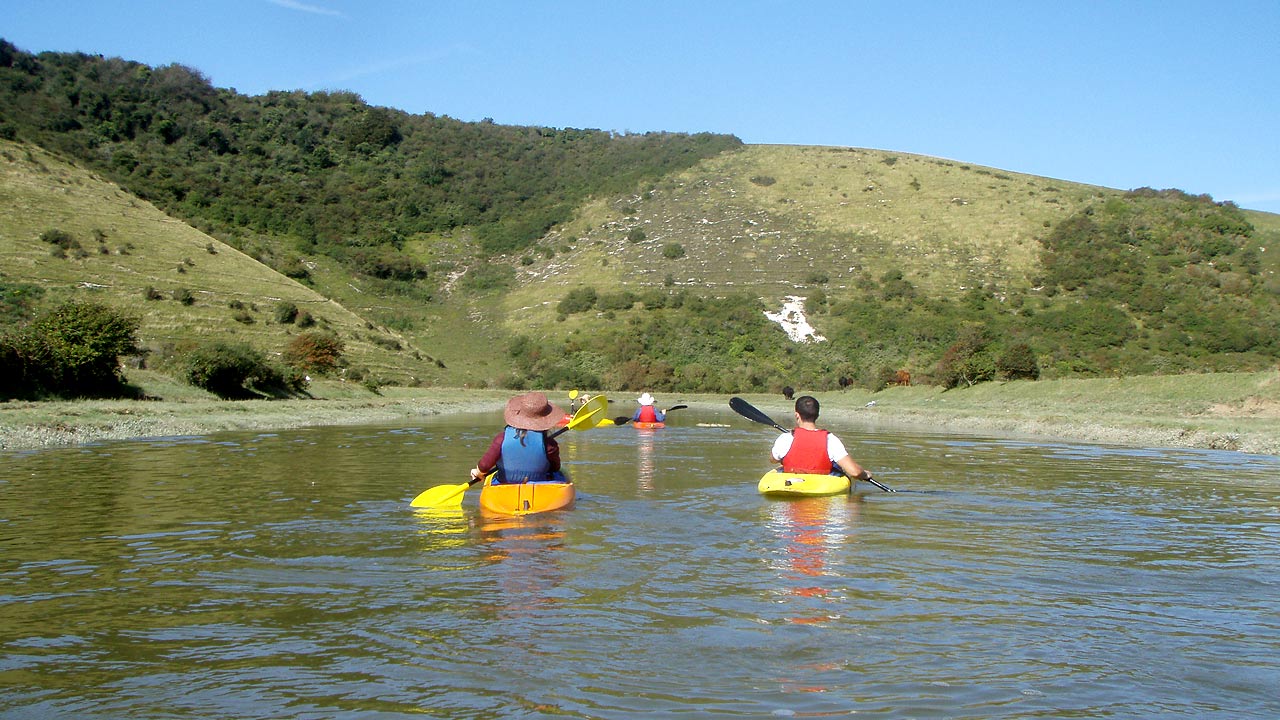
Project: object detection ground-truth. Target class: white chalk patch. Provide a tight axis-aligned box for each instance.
[764,295,826,343]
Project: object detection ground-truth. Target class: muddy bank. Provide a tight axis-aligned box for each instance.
[0,391,508,452]
[3,377,1279,458]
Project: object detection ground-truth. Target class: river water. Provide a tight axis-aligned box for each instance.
[2,408,1278,719]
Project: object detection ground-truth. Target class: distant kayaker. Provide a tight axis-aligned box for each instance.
[472,391,565,484]
[633,392,667,424]
[771,395,875,483]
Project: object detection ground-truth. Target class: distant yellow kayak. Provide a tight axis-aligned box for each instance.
[757,469,850,497]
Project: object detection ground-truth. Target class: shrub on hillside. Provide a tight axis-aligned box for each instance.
[39,228,80,250]
[273,301,299,324]
[0,301,140,399]
[557,287,599,315]
[596,291,638,312]
[934,326,997,389]
[997,342,1041,380]
[181,341,304,399]
[0,280,43,324]
[282,331,344,374]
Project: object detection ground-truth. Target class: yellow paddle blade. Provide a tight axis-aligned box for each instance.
[566,394,607,430]
[410,482,470,508]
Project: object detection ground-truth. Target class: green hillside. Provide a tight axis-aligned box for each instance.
[0,139,435,387]
[500,145,1111,325]
[2,40,1278,399]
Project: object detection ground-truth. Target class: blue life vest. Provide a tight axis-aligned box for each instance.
[496,426,554,484]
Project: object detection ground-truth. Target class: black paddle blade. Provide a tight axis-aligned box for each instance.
[728,396,788,432]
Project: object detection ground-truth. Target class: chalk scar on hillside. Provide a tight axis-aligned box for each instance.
[764,295,826,343]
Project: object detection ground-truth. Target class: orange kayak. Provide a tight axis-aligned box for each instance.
[479,474,575,516]
[633,421,665,429]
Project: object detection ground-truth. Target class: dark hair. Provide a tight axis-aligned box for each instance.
[794,395,820,422]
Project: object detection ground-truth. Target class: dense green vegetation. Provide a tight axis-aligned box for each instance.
[534,189,1278,393]
[2,39,1277,399]
[0,40,740,282]
[0,299,142,399]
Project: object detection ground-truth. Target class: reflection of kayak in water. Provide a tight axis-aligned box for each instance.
[757,469,850,497]
[480,473,575,515]
[633,421,665,429]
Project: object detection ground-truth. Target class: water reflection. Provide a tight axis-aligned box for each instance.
[477,516,568,611]
[635,430,656,492]
[765,496,861,625]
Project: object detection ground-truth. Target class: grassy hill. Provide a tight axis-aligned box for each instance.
[5,134,1278,396]
[498,145,1114,329]
[0,138,438,387]
[4,41,1277,397]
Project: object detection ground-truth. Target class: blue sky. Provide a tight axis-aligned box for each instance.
[5,1,1279,213]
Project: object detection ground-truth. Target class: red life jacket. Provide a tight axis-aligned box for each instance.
[782,428,832,474]
[638,405,659,423]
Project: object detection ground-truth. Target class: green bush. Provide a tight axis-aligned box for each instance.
[273,301,299,324]
[997,342,1040,380]
[557,287,599,315]
[182,342,266,398]
[39,228,79,250]
[181,341,303,399]
[0,301,140,399]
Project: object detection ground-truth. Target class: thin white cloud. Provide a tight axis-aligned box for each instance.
[317,44,474,89]
[267,0,344,17]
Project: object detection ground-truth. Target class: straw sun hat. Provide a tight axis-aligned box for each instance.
[504,391,565,431]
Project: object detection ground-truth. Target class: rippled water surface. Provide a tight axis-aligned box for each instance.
[2,409,1279,718]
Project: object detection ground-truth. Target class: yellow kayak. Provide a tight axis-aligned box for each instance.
[757,469,850,497]
[479,473,576,515]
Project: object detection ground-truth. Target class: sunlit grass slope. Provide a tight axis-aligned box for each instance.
[0,139,436,388]
[500,144,1119,334]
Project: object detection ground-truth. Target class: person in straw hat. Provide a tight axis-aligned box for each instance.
[632,392,667,424]
[472,391,567,484]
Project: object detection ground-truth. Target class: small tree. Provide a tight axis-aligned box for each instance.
[183,342,269,398]
[34,301,140,396]
[1,301,140,399]
[997,342,1041,380]
[283,331,344,374]
[934,326,996,388]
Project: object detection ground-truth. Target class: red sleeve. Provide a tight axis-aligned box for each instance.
[545,434,560,471]
[477,431,504,473]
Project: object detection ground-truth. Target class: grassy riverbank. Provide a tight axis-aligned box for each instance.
[2,371,1278,457]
